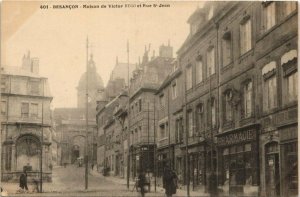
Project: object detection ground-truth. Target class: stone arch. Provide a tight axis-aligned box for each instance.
[16,134,41,171]
[71,135,86,163]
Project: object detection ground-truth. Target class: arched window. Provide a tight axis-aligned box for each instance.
[281,50,297,103]
[262,61,277,111]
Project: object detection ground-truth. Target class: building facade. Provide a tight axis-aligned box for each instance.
[93,2,298,197]
[155,59,185,186]
[177,1,298,196]
[128,44,174,178]
[1,52,53,182]
[54,54,103,166]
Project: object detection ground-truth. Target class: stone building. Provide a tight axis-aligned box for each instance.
[54,54,103,165]
[1,52,53,182]
[177,1,298,196]
[253,2,298,197]
[96,92,128,177]
[155,59,185,186]
[104,58,135,101]
[128,44,174,178]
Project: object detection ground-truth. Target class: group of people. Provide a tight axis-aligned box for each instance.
[137,164,177,197]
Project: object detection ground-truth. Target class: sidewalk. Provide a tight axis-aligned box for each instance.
[92,169,209,197]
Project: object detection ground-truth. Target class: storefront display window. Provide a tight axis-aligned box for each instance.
[223,143,254,186]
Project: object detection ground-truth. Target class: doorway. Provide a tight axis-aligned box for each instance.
[265,142,280,197]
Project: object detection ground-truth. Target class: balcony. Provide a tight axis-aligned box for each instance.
[157,137,169,148]
[3,115,51,126]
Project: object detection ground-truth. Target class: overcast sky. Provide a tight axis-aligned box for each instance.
[3,1,201,108]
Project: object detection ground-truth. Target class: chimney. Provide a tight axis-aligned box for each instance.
[159,42,173,58]
[151,50,155,60]
[22,51,31,71]
[31,58,39,74]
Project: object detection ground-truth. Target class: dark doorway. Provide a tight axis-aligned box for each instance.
[265,142,280,197]
[72,145,80,163]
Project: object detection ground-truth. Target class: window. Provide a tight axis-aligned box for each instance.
[222,32,232,66]
[11,79,20,93]
[138,126,142,141]
[225,91,233,122]
[172,81,177,99]
[196,60,203,83]
[244,81,253,118]
[208,5,214,20]
[283,1,297,17]
[135,102,138,114]
[207,47,215,76]
[159,94,165,107]
[30,103,38,118]
[211,98,216,127]
[191,23,198,35]
[262,2,276,32]
[138,99,142,112]
[196,104,204,133]
[1,101,7,115]
[21,103,29,118]
[187,110,193,137]
[175,118,183,143]
[281,50,298,103]
[1,77,7,93]
[262,62,277,111]
[159,124,166,139]
[5,146,12,170]
[240,18,252,54]
[186,65,193,90]
[173,61,179,72]
[29,81,39,95]
[287,72,298,102]
[134,129,138,143]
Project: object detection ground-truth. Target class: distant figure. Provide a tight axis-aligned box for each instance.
[49,163,53,171]
[19,170,28,192]
[33,179,39,193]
[163,165,177,197]
[208,171,218,197]
[138,171,146,197]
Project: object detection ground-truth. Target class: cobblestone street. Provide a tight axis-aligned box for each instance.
[2,165,208,196]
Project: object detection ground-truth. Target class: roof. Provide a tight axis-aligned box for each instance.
[2,66,42,78]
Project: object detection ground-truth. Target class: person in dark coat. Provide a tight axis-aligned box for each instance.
[163,165,177,197]
[208,171,218,197]
[138,171,146,197]
[19,170,28,191]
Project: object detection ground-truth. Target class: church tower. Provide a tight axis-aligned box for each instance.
[77,54,105,114]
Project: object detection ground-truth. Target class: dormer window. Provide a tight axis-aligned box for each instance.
[208,5,214,20]
[191,23,198,35]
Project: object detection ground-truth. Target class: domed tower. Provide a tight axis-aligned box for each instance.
[77,54,105,112]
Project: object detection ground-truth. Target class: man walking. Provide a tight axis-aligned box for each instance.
[138,171,146,197]
[163,165,177,197]
[19,170,28,192]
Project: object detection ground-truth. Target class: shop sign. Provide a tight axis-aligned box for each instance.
[217,129,256,146]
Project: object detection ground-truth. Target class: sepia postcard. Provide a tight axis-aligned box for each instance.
[0,1,298,197]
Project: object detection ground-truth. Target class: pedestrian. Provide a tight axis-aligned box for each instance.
[138,171,146,197]
[163,165,177,197]
[208,171,218,197]
[19,170,28,192]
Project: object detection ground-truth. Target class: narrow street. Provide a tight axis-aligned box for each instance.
[2,165,167,196]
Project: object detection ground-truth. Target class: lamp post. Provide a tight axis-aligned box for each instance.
[85,36,89,190]
[126,40,130,190]
[208,67,217,196]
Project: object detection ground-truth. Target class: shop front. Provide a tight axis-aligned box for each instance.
[217,124,260,196]
[130,145,154,179]
[188,144,207,191]
[278,124,298,197]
